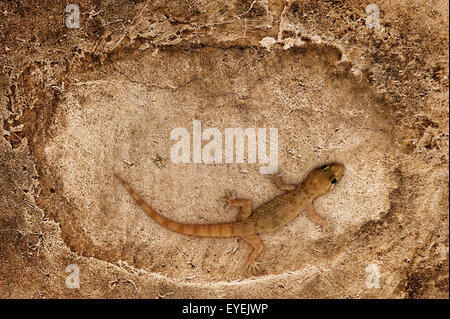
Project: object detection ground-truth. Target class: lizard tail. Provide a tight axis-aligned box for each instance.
[114,174,236,237]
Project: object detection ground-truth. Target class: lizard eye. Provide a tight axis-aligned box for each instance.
[330,177,337,184]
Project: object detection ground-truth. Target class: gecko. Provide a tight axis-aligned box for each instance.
[115,163,344,273]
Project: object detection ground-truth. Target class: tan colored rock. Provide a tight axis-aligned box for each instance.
[0,0,448,298]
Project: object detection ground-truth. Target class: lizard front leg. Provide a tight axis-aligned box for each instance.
[270,173,296,191]
[305,203,330,230]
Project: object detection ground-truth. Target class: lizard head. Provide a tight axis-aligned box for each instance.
[305,163,345,197]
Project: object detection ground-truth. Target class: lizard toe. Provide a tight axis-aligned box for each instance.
[246,261,261,275]
[220,190,237,210]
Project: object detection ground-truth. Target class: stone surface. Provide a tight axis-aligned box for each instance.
[0,0,448,298]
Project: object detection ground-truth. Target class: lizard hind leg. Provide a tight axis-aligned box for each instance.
[241,234,264,274]
[220,190,253,221]
[220,191,262,273]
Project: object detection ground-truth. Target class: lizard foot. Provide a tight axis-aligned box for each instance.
[219,189,237,210]
[323,222,334,233]
[246,261,261,275]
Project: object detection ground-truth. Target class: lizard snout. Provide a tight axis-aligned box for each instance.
[330,164,345,180]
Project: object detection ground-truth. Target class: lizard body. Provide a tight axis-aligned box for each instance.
[115,163,344,272]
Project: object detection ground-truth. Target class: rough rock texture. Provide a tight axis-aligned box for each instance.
[0,0,448,298]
